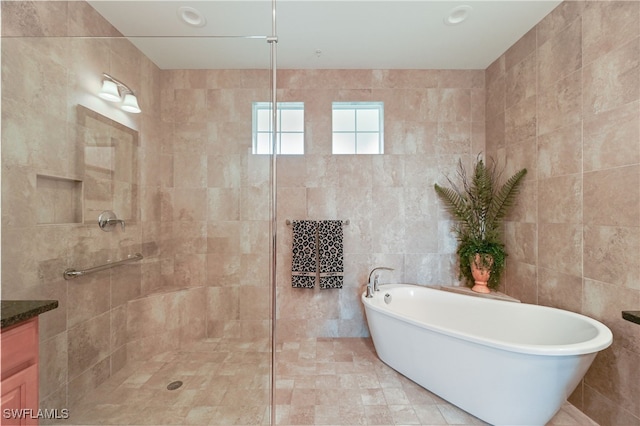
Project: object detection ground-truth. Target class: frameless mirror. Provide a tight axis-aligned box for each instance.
[77,105,139,225]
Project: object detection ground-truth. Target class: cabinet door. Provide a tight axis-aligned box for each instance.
[1,364,38,425]
[1,318,38,377]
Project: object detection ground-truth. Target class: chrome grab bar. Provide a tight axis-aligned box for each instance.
[63,253,143,280]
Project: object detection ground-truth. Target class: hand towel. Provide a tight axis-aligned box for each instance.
[291,220,317,288]
[318,220,344,289]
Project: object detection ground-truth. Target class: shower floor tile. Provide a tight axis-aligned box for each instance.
[63,337,598,426]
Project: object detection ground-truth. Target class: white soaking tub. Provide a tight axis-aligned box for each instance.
[362,284,612,425]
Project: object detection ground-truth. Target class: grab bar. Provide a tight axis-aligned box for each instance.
[63,253,143,280]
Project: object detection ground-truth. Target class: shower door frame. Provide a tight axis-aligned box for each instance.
[268,0,278,424]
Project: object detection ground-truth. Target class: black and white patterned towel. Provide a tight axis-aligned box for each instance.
[318,220,344,290]
[291,220,318,288]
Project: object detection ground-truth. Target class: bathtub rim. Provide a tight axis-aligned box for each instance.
[362,283,613,357]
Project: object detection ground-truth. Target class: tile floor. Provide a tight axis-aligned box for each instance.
[65,337,598,425]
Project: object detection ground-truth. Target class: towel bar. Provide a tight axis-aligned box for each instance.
[63,253,143,280]
[286,219,349,225]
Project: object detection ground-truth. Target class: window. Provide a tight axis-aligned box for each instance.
[252,102,304,155]
[332,102,384,154]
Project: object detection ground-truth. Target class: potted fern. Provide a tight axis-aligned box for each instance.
[434,155,527,293]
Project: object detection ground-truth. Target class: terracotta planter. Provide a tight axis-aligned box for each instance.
[470,253,493,294]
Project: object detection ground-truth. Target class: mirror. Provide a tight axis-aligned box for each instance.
[77,105,139,225]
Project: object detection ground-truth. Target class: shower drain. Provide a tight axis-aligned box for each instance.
[166,380,183,391]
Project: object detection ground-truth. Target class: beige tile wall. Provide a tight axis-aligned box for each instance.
[274,69,485,339]
[486,2,640,425]
[159,69,273,342]
[161,66,485,346]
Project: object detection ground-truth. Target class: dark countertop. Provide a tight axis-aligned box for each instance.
[622,311,640,325]
[1,300,59,329]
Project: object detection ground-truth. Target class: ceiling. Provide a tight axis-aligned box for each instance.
[87,1,562,70]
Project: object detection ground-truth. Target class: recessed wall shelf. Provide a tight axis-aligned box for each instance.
[36,175,83,224]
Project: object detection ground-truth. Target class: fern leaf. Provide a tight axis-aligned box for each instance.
[487,168,527,228]
[434,183,478,240]
[434,184,467,217]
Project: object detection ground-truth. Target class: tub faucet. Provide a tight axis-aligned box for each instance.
[365,267,394,297]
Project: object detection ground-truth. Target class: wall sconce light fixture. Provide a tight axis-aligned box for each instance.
[98,73,141,113]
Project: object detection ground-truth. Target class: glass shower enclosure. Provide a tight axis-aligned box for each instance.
[1,0,277,424]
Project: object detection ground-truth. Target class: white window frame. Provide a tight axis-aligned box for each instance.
[252,102,304,155]
[332,102,384,154]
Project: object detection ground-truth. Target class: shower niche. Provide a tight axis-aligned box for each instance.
[36,105,140,226]
[36,174,83,224]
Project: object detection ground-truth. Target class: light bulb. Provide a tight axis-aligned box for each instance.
[98,80,121,102]
[121,93,141,113]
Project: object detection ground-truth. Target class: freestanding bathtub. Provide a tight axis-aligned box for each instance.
[362,284,612,426]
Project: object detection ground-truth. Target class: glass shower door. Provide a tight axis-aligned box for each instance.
[1,0,277,423]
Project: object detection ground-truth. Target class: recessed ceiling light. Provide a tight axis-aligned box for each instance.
[444,5,472,26]
[178,6,206,28]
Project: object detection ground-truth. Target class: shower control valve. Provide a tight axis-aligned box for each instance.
[98,210,126,232]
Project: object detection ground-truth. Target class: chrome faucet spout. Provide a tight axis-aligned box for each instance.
[368,266,394,293]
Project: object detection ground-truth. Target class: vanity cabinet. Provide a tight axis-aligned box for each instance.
[1,300,57,426]
[1,317,39,425]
